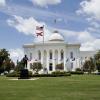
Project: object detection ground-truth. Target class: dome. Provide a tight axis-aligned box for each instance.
[49,31,64,41]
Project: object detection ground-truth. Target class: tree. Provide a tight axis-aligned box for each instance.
[56,63,64,71]
[94,50,100,71]
[0,49,10,73]
[94,50,100,60]
[31,62,42,74]
[83,57,95,73]
[3,59,15,72]
[15,59,25,72]
[0,49,15,73]
[0,49,10,67]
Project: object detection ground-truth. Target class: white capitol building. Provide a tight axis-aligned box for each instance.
[23,31,96,73]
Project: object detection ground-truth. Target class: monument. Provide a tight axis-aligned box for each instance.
[18,55,29,79]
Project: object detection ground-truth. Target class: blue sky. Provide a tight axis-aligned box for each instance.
[0,0,100,62]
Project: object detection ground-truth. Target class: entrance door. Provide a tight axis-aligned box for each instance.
[49,63,53,71]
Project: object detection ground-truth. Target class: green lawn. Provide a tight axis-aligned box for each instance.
[0,75,100,100]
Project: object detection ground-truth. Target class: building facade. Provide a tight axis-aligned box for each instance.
[23,31,96,73]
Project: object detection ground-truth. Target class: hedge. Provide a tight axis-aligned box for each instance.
[52,71,69,75]
[6,71,20,77]
[6,71,71,77]
[6,71,32,77]
[32,73,71,77]
[70,71,84,75]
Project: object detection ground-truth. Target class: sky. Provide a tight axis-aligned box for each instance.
[0,0,100,62]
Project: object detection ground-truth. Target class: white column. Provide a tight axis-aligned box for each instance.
[46,50,49,72]
[52,50,55,71]
[41,50,44,67]
[58,50,61,64]
[64,50,67,71]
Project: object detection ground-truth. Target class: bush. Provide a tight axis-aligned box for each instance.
[52,71,68,74]
[28,71,33,77]
[6,71,33,77]
[32,73,71,77]
[75,68,82,71]
[31,62,42,73]
[51,71,71,77]
[6,70,71,77]
[6,71,20,77]
[70,71,84,75]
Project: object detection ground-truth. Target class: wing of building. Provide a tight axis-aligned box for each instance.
[23,31,97,73]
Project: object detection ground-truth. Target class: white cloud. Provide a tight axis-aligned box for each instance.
[7,15,51,42]
[77,31,94,43]
[59,29,94,43]
[30,0,61,7]
[80,39,100,51]
[86,21,100,33]
[80,42,94,51]
[77,0,100,20]
[77,0,100,38]
[59,28,100,51]
[9,48,24,63]
[7,15,40,35]
[90,21,100,28]
[0,0,6,7]
[7,15,100,52]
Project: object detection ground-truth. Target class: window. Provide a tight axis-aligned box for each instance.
[30,53,32,60]
[61,52,64,60]
[50,52,52,59]
[49,63,53,71]
[38,51,41,60]
[70,52,73,59]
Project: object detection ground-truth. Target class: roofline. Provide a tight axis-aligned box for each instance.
[68,43,81,47]
[23,42,81,48]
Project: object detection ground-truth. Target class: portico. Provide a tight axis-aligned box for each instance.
[23,31,81,73]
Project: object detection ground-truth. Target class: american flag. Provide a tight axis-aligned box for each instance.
[36,26,44,36]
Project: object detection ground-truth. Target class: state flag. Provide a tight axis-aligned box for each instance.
[36,26,44,36]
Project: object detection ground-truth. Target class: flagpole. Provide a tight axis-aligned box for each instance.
[43,25,44,44]
[54,19,56,31]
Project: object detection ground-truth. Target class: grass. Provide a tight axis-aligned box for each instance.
[0,75,100,100]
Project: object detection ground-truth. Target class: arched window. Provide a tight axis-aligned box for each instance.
[49,63,53,71]
[61,51,64,60]
[50,52,52,59]
[70,52,73,59]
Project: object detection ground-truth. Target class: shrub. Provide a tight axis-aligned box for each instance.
[6,70,71,77]
[51,71,71,76]
[70,71,84,75]
[32,73,71,77]
[31,62,42,73]
[52,71,68,75]
[6,71,33,77]
[28,71,33,77]
[6,71,20,77]
[75,68,82,71]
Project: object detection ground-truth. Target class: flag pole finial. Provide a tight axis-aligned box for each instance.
[53,19,59,33]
